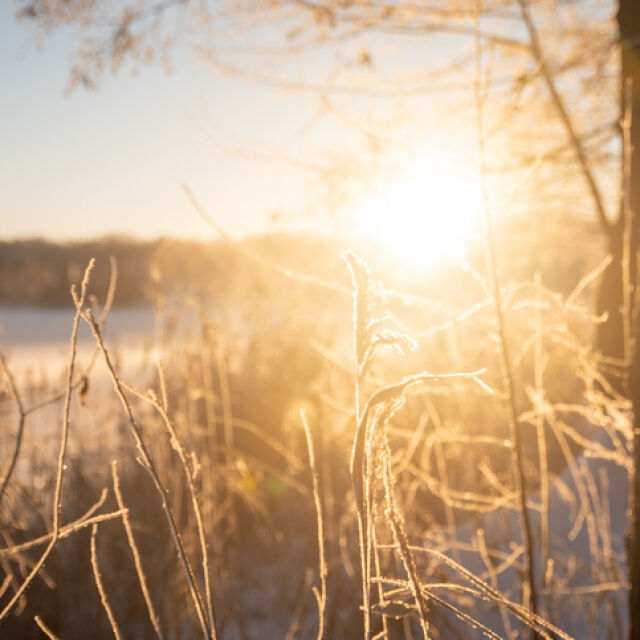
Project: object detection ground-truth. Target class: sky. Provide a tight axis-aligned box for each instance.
[7,1,607,251]
[0,2,493,246]
[0,2,356,242]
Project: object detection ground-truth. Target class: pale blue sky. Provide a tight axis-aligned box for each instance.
[0,3,351,241]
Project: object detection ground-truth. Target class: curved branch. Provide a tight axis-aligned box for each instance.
[515,0,613,239]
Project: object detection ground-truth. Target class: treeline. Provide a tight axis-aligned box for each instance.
[0,234,348,308]
[0,238,158,307]
[0,213,605,308]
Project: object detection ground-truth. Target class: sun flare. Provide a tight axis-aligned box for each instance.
[353,160,483,272]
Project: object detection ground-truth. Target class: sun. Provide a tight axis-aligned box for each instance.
[352,159,483,273]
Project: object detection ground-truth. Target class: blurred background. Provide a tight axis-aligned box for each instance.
[0,2,635,639]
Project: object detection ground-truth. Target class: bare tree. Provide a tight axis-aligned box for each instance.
[618,3,640,639]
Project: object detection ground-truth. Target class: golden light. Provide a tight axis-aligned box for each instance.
[352,159,483,273]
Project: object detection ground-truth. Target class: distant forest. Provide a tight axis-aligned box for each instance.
[0,235,349,308]
[0,216,604,308]
[0,238,158,307]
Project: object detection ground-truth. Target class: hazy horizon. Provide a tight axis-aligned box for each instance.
[0,3,364,242]
[0,2,485,250]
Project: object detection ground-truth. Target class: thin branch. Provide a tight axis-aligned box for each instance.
[2,509,126,558]
[301,410,327,640]
[123,383,219,639]
[79,308,214,639]
[515,0,612,237]
[112,461,165,640]
[473,4,539,632]
[34,616,61,640]
[0,260,94,621]
[0,352,26,505]
[90,523,123,640]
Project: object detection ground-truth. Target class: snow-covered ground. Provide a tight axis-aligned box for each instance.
[440,422,630,639]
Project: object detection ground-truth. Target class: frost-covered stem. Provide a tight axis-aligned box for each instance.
[473,3,539,633]
[0,260,94,622]
[302,411,327,640]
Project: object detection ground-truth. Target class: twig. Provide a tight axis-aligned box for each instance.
[0,352,26,506]
[34,616,61,640]
[477,528,515,639]
[127,384,219,639]
[79,308,214,639]
[342,250,371,640]
[533,273,550,614]
[0,260,94,622]
[380,546,576,640]
[112,461,165,640]
[91,523,123,640]
[301,410,327,640]
[6,255,119,420]
[284,568,314,640]
[1,487,107,556]
[472,4,539,631]
[2,509,126,558]
[381,451,429,639]
[514,0,611,236]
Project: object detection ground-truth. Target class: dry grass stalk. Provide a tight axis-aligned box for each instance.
[199,319,220,515]
[79,308,214,640]
[0,352,26,506]
[1,488,111,557]
[126,381,218,639]
[0,575,11,601]
[400,546,576,640]
[381,445,430,639]
[200,320,236,616]
[0,256,117,465]
[344,249,430,640]
[0,228,628,639]
[90,523,123,640]
[473,7,539,629]
[0,259,94,621]
[34,615,61,640]
[301,409,327,640]
[344,249,504,638]
[284,568,314,640]
[213,333,235,519]
[477,528,515,639]
[533,274,550,607]
[4,509,126,559]
[428,402,460,564]
[111,461,165,640]
[343,249,372,640]
[371,577,504,640]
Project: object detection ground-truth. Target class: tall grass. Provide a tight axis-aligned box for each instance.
[0,239,631,639]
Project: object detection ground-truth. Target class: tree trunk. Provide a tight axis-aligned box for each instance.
[617,2,640,639]
[596,217,625,368]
